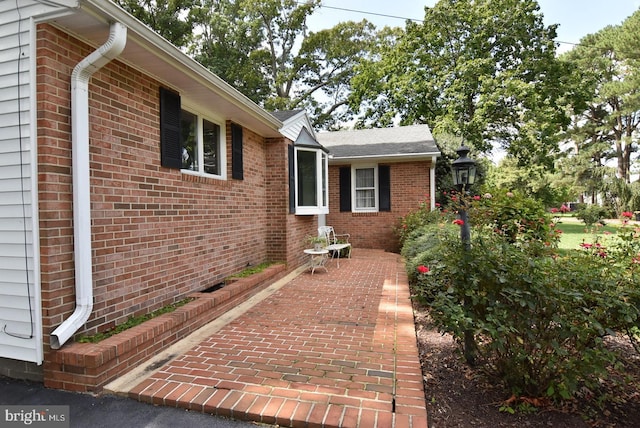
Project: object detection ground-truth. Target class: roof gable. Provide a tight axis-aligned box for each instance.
[273,110,316,141]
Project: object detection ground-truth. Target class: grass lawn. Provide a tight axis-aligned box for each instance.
[555,217,621,250]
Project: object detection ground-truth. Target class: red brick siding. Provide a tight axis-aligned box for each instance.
[44,264,286,392]
[326,161,432,252]
[36,24,287,344]
[265,139,318,267]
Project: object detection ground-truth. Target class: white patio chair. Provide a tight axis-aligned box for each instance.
[318,226,352,267]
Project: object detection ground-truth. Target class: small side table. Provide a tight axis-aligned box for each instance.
[304,248,329,275]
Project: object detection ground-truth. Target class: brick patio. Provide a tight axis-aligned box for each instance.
[121,249,427,427]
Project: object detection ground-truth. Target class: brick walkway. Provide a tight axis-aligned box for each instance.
[126,249,427,427]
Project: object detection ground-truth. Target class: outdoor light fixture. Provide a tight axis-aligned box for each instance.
[451,144,477,365]
[450,144,476,245]
[451,145,477,189]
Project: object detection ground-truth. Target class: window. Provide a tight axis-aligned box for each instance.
[159,87,228,178]
[293,148,328,215]
[297,149,317,206]
[355,167,376,210]
[288,128,328,215]
[339,164,391,212]
[181,110,223,176]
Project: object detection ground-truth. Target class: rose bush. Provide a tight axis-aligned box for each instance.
[400,187,640,403]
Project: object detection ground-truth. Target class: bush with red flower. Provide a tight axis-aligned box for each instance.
[399,185,640,404]
[395,195,454,246]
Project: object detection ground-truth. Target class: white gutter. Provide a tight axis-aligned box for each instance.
[51,22,127,350]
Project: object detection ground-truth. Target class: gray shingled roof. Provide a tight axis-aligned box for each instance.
[316,124,439,159]
[270,110,304,122]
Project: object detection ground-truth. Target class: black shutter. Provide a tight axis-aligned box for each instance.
[379,165,391,212]
[231,123,243,179]
[159,87,182,169]
[288,144,295,214]
[339,167,351,212]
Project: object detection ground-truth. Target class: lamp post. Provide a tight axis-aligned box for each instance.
[451,145,477,365]
[451,145,477,247]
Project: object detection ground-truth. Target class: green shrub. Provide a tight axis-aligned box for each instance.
[600,223,640,268]
[396,199,451,246]
[402,187,640,403]
[420,230,638,399]
[467,190,557,245]
[575,205,608,227]
[402,224,456,300]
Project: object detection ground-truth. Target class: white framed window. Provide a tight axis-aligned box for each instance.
[338,164,390,213]
[353,165,378,211]
[180,108,226,178]
[294,147,329,215]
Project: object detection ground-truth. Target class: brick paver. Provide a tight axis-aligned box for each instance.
[128,249,427,427]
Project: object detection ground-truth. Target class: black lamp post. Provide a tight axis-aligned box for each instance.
[451,145,477,365]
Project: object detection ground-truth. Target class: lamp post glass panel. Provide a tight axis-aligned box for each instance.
[451,145,477,365]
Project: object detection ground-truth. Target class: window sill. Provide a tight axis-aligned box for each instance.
[181,169,226,180]
[352,211,380,217]
[181,171,230,187]
[295,206,329,216]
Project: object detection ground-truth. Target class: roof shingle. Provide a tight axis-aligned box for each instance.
[316,124,439,159]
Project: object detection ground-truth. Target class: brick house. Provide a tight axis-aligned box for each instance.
[318,126,439,252]
[0,0,331,388]
[0,1,439,390]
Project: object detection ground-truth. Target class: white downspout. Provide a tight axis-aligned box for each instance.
[51,22,127,349]
[430,156,437,211]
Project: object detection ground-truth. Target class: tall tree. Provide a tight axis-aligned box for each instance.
[291,20,377,129]
[189,0,270,104]
[240,0,321,105]
[114,0,197,48]
[556,47,612,203]
[561,14,640,184]
[240,0,375,128]
[350,0,570,165]
[119,0,376,129]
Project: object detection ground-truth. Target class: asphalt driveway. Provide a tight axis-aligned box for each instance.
[0,376,254,428]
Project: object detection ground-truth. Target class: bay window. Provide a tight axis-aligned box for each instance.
[288,128,328,215]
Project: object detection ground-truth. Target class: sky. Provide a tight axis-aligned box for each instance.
[306,0,640,54]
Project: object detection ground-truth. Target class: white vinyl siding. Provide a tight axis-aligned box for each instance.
[0,0,57,364]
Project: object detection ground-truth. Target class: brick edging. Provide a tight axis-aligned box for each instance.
[44,264,287,392]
